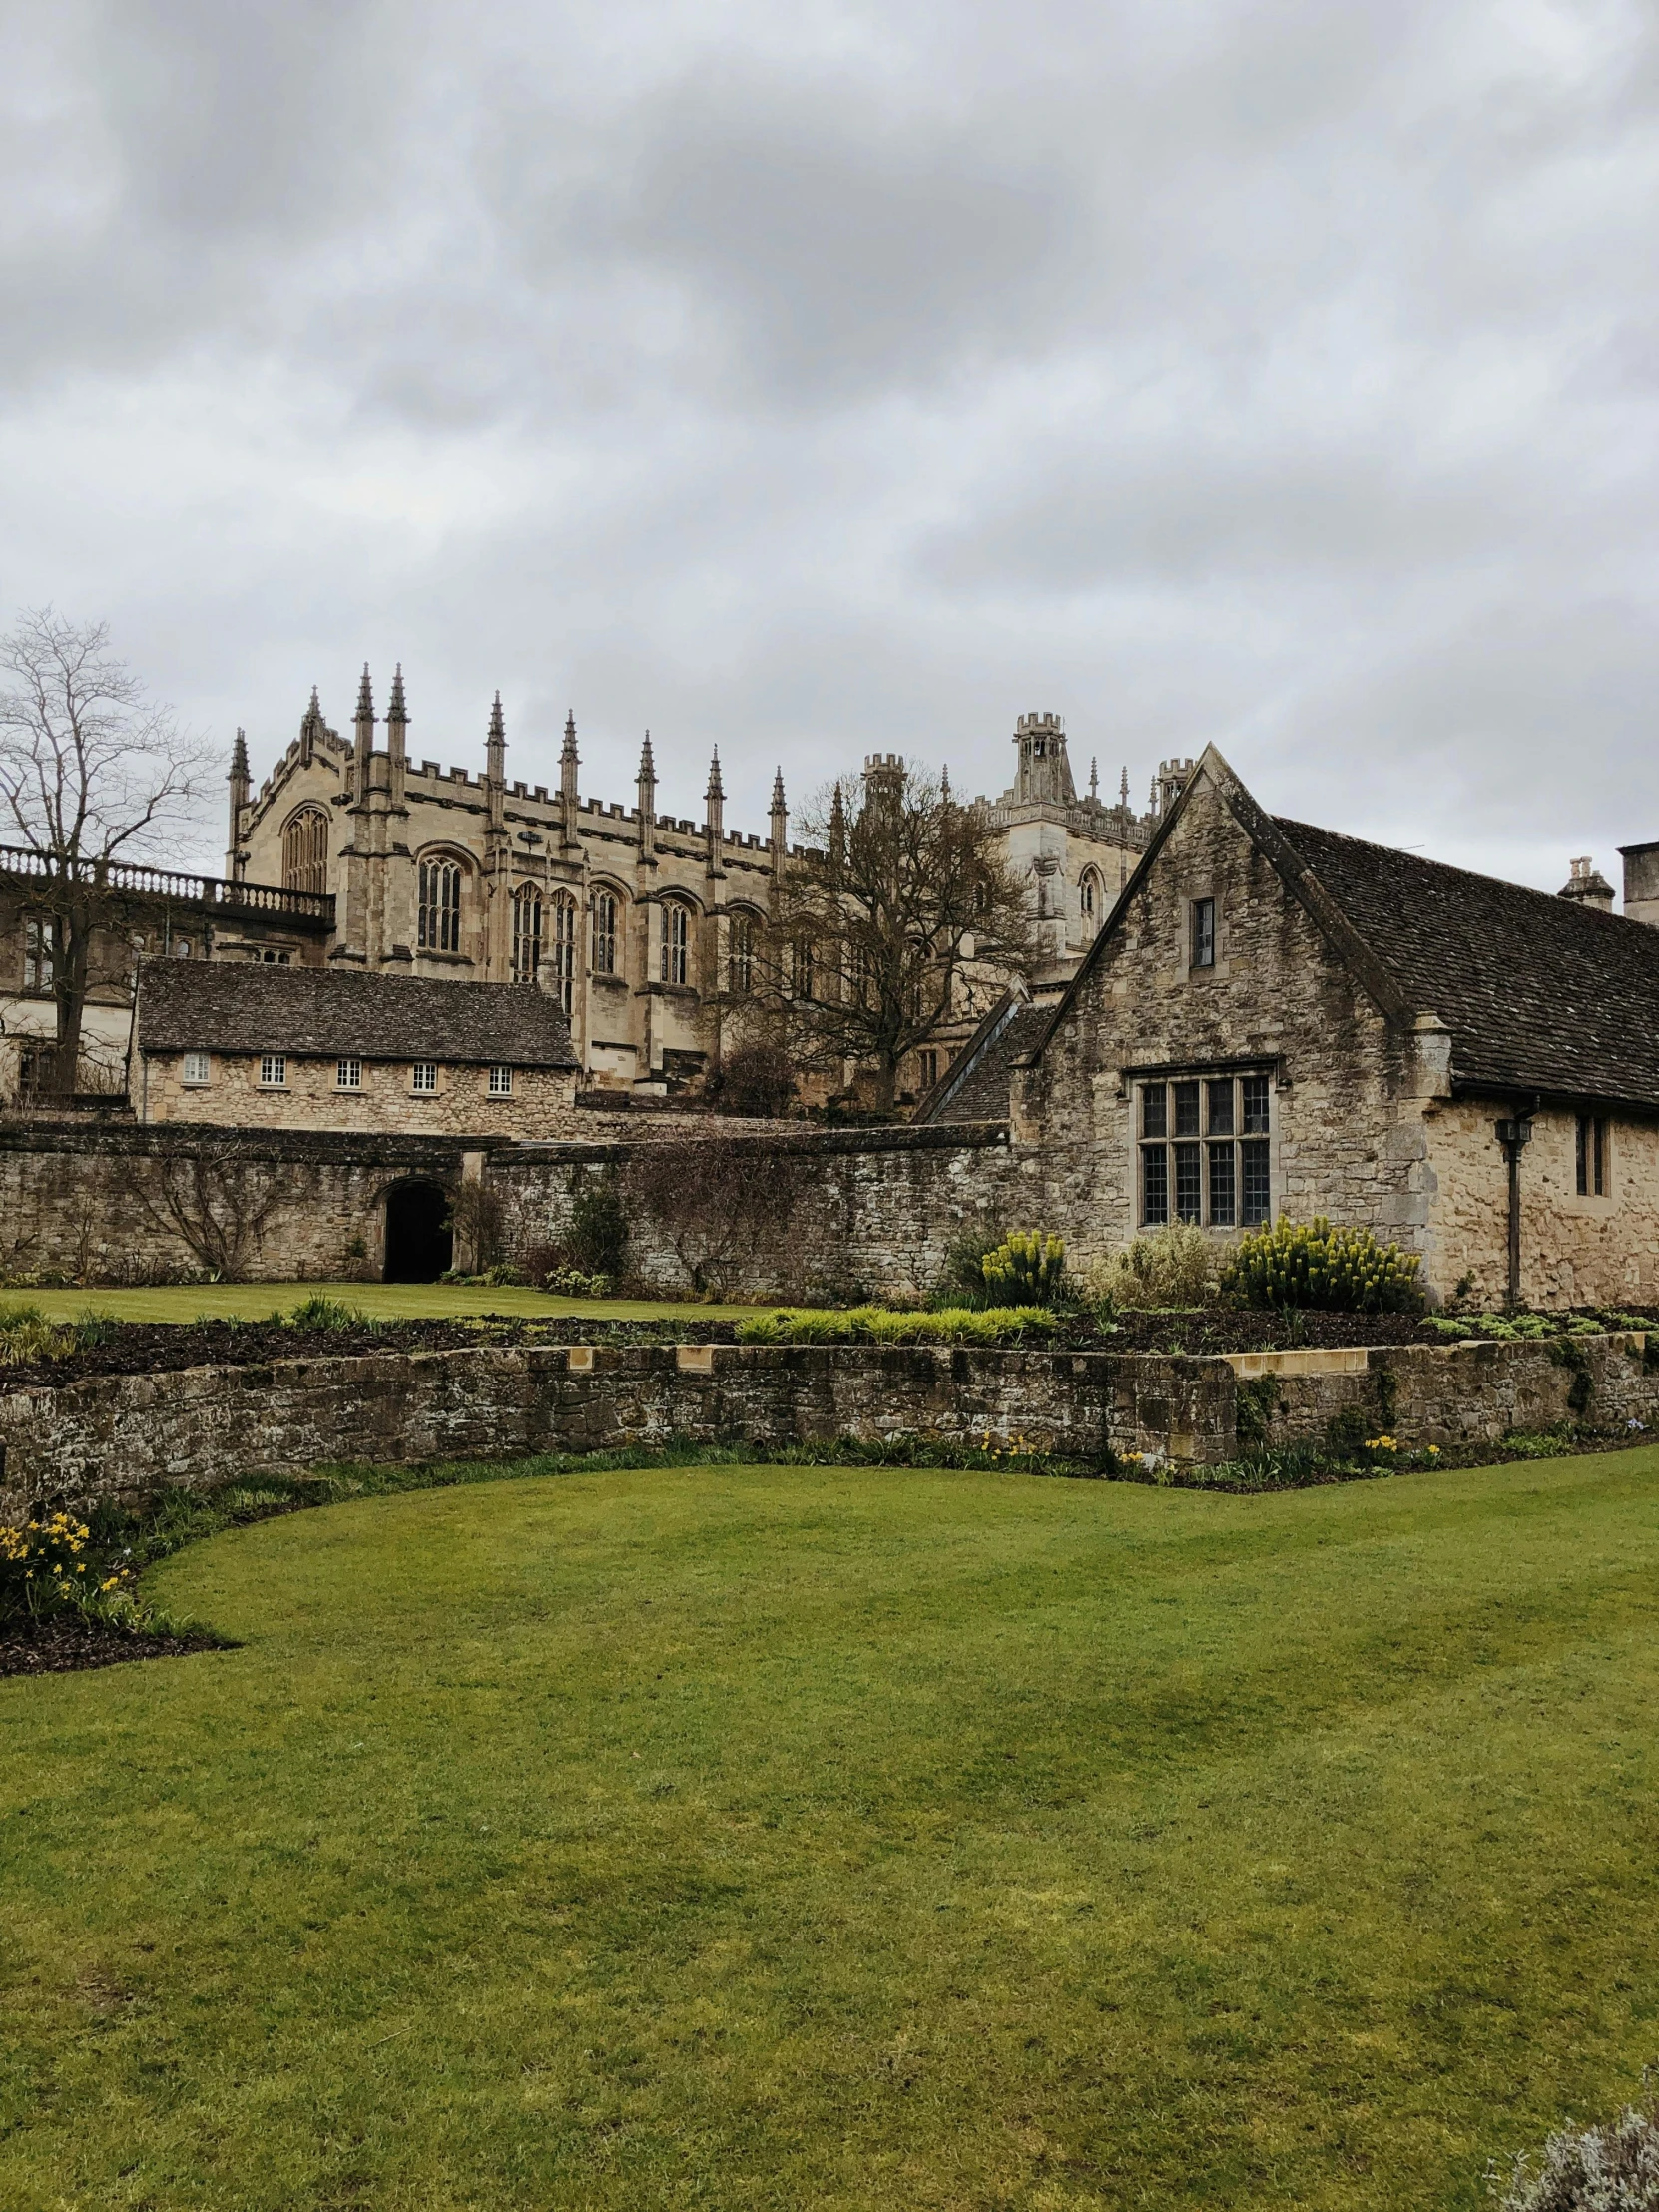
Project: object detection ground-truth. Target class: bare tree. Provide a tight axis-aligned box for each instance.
[623,1134,810,1297]
[131,1145,297,1279]
[0,609,214,1093]
[746,761,1040,1110]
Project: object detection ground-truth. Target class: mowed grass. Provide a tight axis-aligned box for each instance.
[4,1454,1659,2210]
[2,1280,761,1325]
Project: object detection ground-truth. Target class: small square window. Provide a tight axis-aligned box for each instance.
[336,1057,362,1090]
[1173,1080,1201,1137]
[259,1053,286,1087]
[411,1061,437,1093]
[1191,898,1215,969]
[183,1051,211,1086]
[488,1065,513,1097]
[1242,1074,1271,1135]
[1141,1084,1168,1139]
[1207,1080,1234,1135]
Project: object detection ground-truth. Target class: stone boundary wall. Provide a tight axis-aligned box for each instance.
[1,1331,1653,1517]
[0,1117,1026,1299]
[490,1121,1029,1302]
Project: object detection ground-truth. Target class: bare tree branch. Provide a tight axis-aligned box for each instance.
[0,608,216,1093]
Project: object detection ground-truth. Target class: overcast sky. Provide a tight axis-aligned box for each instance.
[3,0,1656,889]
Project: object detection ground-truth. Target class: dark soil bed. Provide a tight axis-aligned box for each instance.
[0,1610,226,1677]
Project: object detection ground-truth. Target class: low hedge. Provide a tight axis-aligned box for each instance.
[737,1306,1056,1347]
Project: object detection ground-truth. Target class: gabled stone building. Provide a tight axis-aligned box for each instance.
[996,746,1659,1309]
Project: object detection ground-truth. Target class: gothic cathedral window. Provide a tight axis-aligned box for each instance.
[549,891,577,1013]
[418,859,462,953]
[591,890,619,976]
[281,807,329,896]
[512,885,543,983]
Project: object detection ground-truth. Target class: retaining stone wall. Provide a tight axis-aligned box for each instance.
[2,1331,1654,1517]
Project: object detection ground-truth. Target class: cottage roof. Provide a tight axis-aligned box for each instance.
[137,959,579,1069]
[1267,815,1659,1109]
[913,990,1054,1126]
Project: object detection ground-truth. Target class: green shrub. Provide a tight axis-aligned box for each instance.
[0,1301,75,1365]
[1083,1222,1217,1312]
[931,1222,1008,1308]
[737,1306,1055,1347]
[979,1231,1066,1309]
[283,1294,367,1332]
[1221,1217,1424,1314]
[568,1179,629,1279]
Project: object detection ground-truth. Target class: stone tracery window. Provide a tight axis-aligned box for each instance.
[548,891,577,1014]
[512,884,543,983]
[591,889,620,976]
[661,900,691,987]
[418,858,463,953]
[727,911,755,995]
[281,807,329,895]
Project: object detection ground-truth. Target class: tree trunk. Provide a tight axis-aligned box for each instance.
[51,910,89,1097]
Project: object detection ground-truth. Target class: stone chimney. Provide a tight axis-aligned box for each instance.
[1558,855,1615,914]
[1619,841,1659,926]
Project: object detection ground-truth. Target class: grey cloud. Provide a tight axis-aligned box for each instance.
[2,0,1658,893]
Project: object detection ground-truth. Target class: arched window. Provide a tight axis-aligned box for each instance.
[792,937,816,1002]
[512,884,543,983]
[849,941,871,1007]
[591,889,619,976]
[661,901,690,987]
[1080,868,1103,932]
[727,911,754,996]
[549,891,577,1014]
[418,858,462,953]
[281,807,329,895]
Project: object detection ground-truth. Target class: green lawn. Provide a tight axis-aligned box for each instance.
[4,1452,1658,2209]
[1,1281,761,1325]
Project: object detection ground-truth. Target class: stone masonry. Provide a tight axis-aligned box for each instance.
[1,1330,1651,1519]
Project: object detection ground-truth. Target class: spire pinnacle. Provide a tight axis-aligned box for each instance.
[355,664,374,722]
[706,746,724,799]
[639,731,656,780]
[1089,756,1099,801]
[771,766,787,811]
[230,728,250,780]
[488,689,505,744]
[562,709,578,759]
[388,664,407,721]
[1120,766,1130,810]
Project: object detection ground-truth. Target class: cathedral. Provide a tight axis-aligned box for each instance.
[210,672,1175,1100]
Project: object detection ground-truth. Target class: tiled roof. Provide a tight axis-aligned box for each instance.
[136,959,579,1069]
[1272,816,1659,1108]
[913,992,1053,1125]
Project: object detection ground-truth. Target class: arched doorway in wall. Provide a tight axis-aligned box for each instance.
[383,1181,453,1282]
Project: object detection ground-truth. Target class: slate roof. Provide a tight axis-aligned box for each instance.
[136,959,579,1069]
[913,991,1054,1125]
[1267,816,1659,1108]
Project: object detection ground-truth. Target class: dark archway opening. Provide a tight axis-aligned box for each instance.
[384,1180,453,1283]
